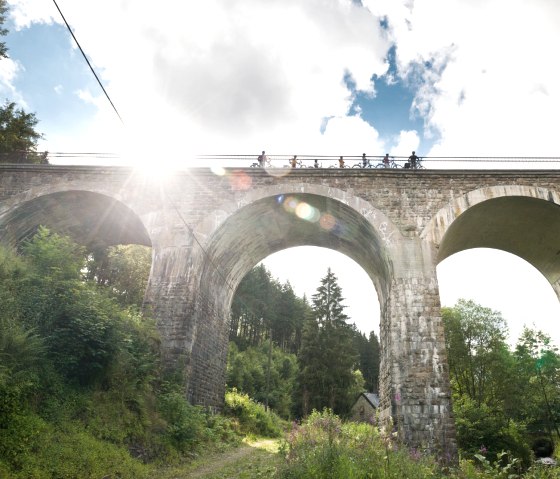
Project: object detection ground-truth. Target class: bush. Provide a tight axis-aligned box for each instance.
[158,391,241,455]
[454,395,532,467]
[224,388,283,437]
[278,409,443,479]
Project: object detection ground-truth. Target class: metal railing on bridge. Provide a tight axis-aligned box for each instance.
[3,152,560,169]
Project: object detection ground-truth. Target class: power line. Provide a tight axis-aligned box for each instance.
[52,0,124,125]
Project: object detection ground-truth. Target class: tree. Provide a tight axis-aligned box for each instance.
[0,0,9,59]
[353,329,380,393]
[226,341,298,418]
[442,299,512,407]
[0,2,46,163]
[86,244,152,309]
[230,264,309,353]
[514,327,560,441]
[0,101,46,163]
[442,299,532,464]
[11,227,158,388]
[298,268,360,415]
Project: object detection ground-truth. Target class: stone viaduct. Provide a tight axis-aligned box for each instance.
[2,164,560,458]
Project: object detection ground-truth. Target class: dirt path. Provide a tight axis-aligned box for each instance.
[160,438,282,479]
[187,443,260,478]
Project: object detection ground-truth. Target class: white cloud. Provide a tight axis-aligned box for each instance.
[7,0,57,29]
[0,57,23,103]
[14,0,560,164]
[369,0,560,159]
[18,0,392,161]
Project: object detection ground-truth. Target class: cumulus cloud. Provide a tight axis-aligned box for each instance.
[13,0,391,161]
[10,0,560,165]
[0,56,24,103]
[367,0,560,161]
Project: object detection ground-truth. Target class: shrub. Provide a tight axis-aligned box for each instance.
[454,395,532,467]
[278,409,444,479]
[224,388,283,437]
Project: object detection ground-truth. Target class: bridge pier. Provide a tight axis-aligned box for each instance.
[379,246,457,460]
[143,241,230,408]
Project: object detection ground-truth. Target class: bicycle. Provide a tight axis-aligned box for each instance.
[285,159,308,168]
[250,158,273,168]
[352,161,375,168]
[329,157,346,168]
[404,157,424,169]
[375,157,401,169]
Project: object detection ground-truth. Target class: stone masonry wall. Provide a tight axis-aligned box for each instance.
[1,165,559,460]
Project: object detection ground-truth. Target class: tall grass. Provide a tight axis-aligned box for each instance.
[276,410,560,479]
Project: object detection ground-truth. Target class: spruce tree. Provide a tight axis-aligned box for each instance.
[299,268,359,415]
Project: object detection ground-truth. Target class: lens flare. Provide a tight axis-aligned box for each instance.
[319,213,337,230]
[295,202,320,223]
[211,166,226,176]
[283,196,299,213]
[229,171,252,191]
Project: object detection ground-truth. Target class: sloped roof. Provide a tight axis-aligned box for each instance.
[363,393,379,408]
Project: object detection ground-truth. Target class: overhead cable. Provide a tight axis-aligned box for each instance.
[52,0,124,125]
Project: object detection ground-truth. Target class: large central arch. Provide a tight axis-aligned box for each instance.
[182,185,458,458]
[186,191,396,408]
[200,192,394,308]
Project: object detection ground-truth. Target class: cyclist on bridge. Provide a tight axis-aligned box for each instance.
[362,153,369,168]
[407,151,419,169]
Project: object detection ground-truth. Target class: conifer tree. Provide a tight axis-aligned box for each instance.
[299,268,359,415]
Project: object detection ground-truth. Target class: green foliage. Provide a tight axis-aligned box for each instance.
[0,100,47,163]
[158,391,205,449]
[442,299,512,407]
[443,299,560,469]
[299,268,361,416]
[231,264,311,353]
[278,409,444,479]
[514,328,560,440]
[0,3,47,164]
[354,329,380,393]
[453,395,532,466]
[227,341,299,419]
[0,231,242,476]
[224,389,283,437]
[0,0,8,59]
[86,244,152,308]
[0,415,152,479]
[231,265,379,420]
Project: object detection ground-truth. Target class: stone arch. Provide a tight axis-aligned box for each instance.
[184,189,398,406]
[195,185,402,307]
[0,189,151,249]
[421,184,560,291]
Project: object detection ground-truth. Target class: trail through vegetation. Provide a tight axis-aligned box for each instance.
[160,438,282,479]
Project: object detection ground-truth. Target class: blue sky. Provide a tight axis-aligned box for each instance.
[4,21,98,144]
[2,0,560,345]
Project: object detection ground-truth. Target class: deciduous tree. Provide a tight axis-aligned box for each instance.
[0,2,47,163]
